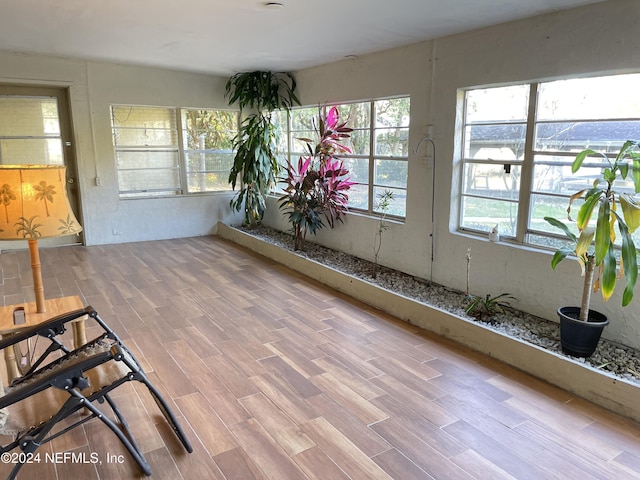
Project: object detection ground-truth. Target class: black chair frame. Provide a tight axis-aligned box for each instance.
[0,306,193,479]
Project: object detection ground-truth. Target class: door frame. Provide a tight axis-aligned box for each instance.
[0,84,84,249]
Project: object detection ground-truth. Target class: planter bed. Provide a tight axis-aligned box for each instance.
[217,222,640,423]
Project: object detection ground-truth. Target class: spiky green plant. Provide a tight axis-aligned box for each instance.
[465,293,514,322]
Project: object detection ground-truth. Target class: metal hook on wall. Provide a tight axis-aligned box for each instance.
[412,134,437,281]
[414,136,435,156]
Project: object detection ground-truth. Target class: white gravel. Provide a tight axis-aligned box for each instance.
[238,225,640,386]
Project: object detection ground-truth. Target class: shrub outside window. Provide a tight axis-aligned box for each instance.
[458,73,640,249]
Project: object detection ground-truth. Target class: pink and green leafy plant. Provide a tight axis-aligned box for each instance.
[279,106,354,250]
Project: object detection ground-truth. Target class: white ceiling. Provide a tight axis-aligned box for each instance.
[0,0,605,76]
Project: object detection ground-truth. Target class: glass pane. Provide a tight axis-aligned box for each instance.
[276,153,289,172]
[274,129,288,153]
[532,152,609,166]
[181,109,237,150]
[291,130,315,154]
[111,106,176,130]
[270,111,288,155]
[375,98,410,128]
[342,157,368,184]
[0,96,60,136]
[290,107,317,131]
[373,186,406,217]
[537,73,640,120]
[461,196,518,237]
[527,233,575,250]
[117,168,180,193]
[114,127,177,147]
[535,121,640,153]
[336,102,370,130]
[349,129,370,155]
[526,193,633,250]
[187,172,229,192]
[529,193,581,236]
[115,150,179,169]
[346,183,368,210]
[529,194,608,243]
[0,138,63,164]
[185,152,233,173]
[375,159,407,188]
[464,124,526,159]
[465,85,529,123]
[462,163,521,200]
[183,130,236,150]
[532,163,601,195]
[271,109,288,128]
[375,128,409,156]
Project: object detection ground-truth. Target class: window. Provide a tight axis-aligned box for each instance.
[181,109,237,193]
[0,94,64,165]
[459,73,640,248]
[111,105,238,198]
[275,98,410,217]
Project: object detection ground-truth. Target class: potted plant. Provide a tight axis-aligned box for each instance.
[225,71,299,225]
[545,139,640,357]
[278,106,354,250]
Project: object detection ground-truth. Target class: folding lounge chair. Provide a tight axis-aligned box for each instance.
[0,306,193,479]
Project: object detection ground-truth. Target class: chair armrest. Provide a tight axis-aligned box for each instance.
[0,306,95,350]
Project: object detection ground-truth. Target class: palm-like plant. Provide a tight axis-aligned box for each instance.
[0,183,16,223]
[15,216,43,239]
[225,71,299,225]
[34,180,56,217]
[279,106,354,250]
[465,293,514,322]
[545,140,640,321]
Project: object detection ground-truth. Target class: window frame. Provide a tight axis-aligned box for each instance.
[110,104,239,199]
[275,96,410,219]
[180,108,239,194]
[457,73,640,250]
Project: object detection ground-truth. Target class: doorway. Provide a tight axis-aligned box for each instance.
[0,85,83,250]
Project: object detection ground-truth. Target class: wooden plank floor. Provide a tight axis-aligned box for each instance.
[1,235,640,479]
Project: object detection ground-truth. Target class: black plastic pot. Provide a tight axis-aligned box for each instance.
[557,307,609,358]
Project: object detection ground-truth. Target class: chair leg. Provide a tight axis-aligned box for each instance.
[103,393,145,456]
[87,312,192,455]
[70,390,152,476]
[111,343,193,454]
[144,380,193,453]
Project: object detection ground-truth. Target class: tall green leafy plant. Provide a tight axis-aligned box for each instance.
[279,106,354,250]
[545,140,640,321]
[225,71,299,225]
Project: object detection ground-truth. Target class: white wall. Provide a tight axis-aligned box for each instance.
[264,0,640,349]
[0,52,242,247]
